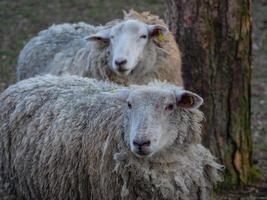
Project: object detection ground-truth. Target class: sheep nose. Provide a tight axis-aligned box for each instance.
[133,140,151,149]
[115,58,128,72]
[115,58,127,66]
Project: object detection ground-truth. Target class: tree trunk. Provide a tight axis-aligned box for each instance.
[166,0,253,187]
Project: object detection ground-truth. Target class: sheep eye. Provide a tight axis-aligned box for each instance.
[140,35,147,39]
[127,102,132,109]
[110,35,114,39]
[165,104,174,111]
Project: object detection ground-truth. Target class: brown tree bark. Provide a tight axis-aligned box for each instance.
[166,0,253,187]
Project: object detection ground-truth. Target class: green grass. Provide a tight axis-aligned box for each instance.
[251,1,267,152]
[254,143,267,151]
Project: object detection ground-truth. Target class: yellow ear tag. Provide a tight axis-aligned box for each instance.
[157,33,165,42]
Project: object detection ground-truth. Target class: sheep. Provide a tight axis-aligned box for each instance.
[17,10,183,86]
[0,75,222,200]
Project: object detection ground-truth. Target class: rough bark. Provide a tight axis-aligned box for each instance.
[166,0,252,186]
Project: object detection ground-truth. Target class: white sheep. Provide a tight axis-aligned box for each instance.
[17,10,183,86]
[0,75,222,200]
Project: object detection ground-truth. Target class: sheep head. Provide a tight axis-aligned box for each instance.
[85,19,168,76]
[112,87,203,158]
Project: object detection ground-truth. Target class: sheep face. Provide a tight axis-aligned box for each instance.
[86,20,168,76]
[114,88,203,158]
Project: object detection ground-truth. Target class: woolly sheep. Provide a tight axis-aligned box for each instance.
[0,75,222,200]
[17,10,183,86]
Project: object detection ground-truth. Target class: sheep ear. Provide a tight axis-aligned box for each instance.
[148,24,169,38]
[84,29,110,42]
[111,89,130,102]
[175,90,203,109]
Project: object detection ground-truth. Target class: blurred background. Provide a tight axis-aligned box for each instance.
[0,0,266,199]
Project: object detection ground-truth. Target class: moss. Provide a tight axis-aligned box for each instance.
[215,169,238,191]
[248,165,262,183]
[214,165,262,196]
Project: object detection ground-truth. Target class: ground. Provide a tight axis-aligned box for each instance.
[0,0,266,199]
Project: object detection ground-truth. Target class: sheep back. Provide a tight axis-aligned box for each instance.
[0,75,221,200]
[17,10,183,86]
[0,75,125,200]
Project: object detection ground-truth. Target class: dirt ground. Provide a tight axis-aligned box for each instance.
[0,0,266,199]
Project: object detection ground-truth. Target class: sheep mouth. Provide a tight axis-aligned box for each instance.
[115,69,132,77]
[132,149,152,158]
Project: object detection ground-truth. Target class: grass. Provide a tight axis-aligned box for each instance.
[251,0,267,155]
[254,143,267,151]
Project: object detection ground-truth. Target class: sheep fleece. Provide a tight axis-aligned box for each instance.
[0,75,221,200]
[17,10,183,86]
